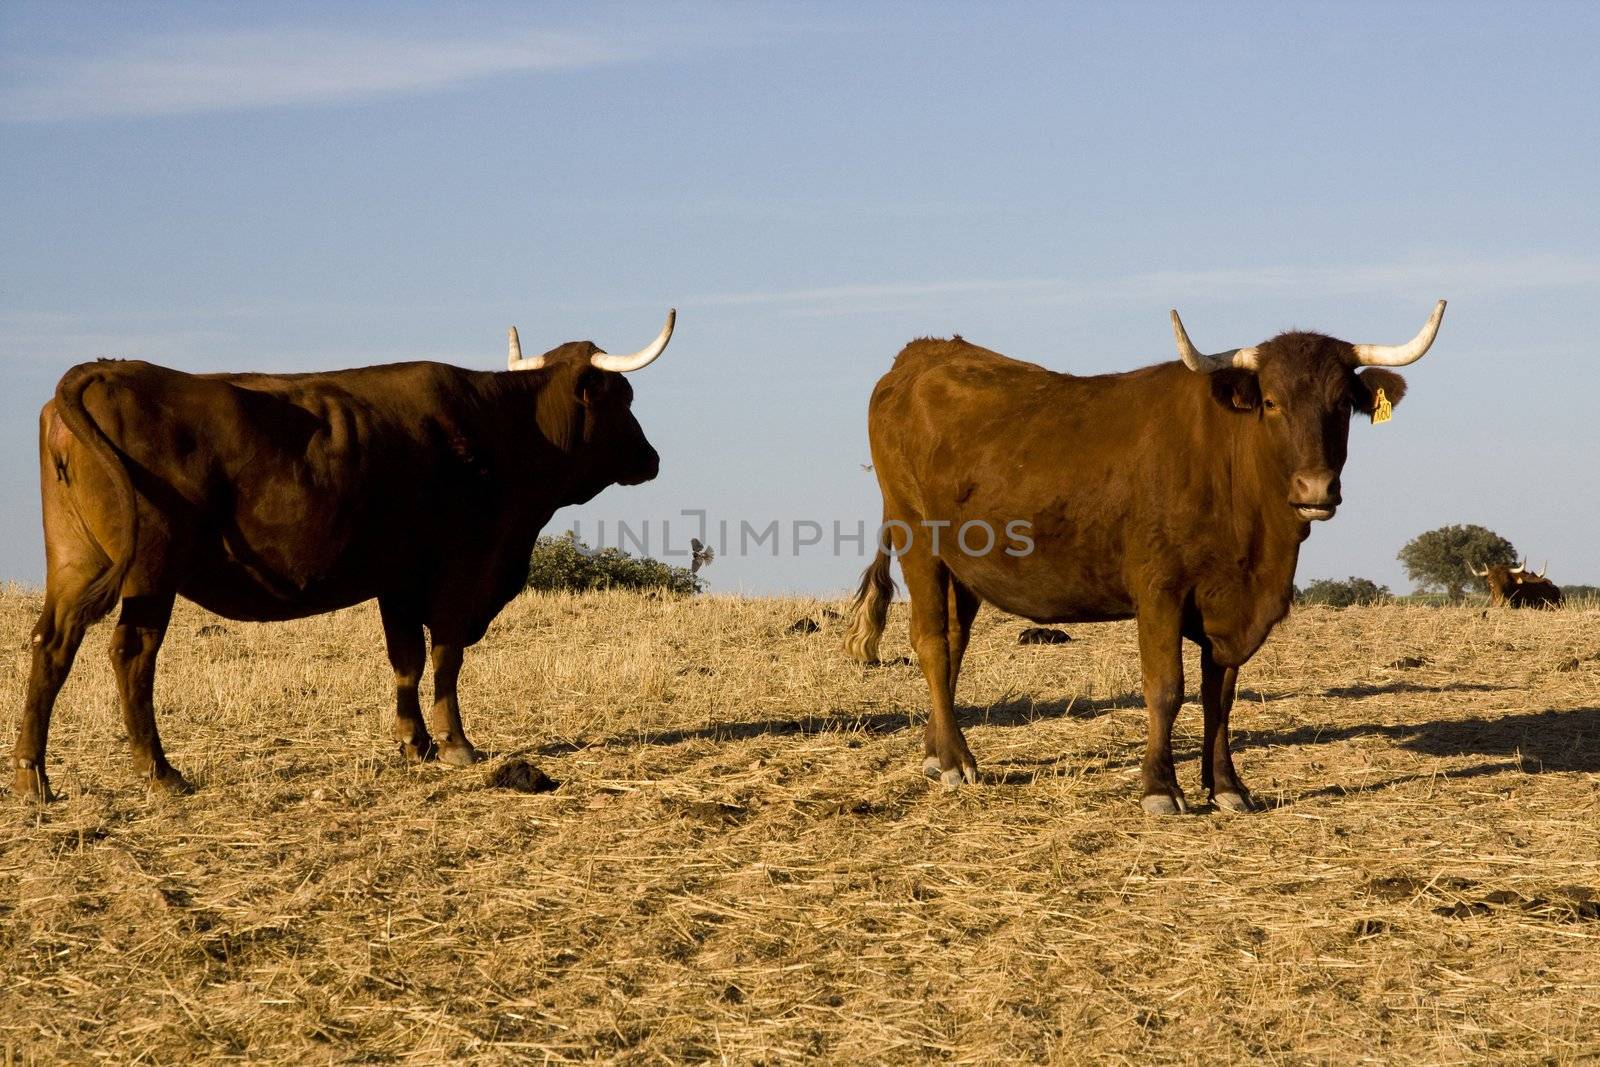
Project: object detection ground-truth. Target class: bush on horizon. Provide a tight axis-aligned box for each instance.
[1296,576,1392,608]
[526,531,704,596]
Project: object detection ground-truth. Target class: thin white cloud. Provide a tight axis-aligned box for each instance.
[688,253,1600,317]
[1,27,628,122]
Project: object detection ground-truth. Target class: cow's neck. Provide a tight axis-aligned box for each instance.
[1221,409,1307,637]
[481,370,588,501]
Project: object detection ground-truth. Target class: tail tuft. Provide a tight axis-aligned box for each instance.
[842,550,896,664]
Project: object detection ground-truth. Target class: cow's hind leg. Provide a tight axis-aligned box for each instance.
[12,564,107,800]
[1136,597,1188,815]
[380,601,434,762]
[946,576,980,695]
[1200,646,1256,812]
[902,553,977,788]
[108,593,189,793]
[427,642,478,767]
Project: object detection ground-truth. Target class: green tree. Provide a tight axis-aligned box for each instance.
[1297,576,1391,608]
[1397,524,1517,601]
[525,531,704,596]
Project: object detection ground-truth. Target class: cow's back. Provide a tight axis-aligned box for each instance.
[864,339,1222,622]
[48,360,501,620]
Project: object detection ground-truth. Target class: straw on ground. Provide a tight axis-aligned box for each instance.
[2,588,1598,1063]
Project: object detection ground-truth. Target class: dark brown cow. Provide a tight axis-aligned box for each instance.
[844,302,1445,814]
[1470,560,1564,608]
[12,312,676,800]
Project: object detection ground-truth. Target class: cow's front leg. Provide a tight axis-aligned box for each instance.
[1137,599,1187,815]
[381,604,433,762]
[427,643,477,767]
[1200,646,1256,812]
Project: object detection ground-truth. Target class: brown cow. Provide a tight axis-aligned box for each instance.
[1470,559,1564,608]
[12,312,675,800]
[844,302,1445,814]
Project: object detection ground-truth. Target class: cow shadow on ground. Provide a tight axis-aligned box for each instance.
[1234,706,1600,775]
[1316,680,1513,699]
[1234,680,1514,702]
[1269,760,1528,808]
[524,679,1596,787]
[534,691,1144,758]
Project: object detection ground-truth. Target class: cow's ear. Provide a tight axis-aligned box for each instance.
[1354,369,1407,415]
[1209,368,1260,413]
[536,364,589,450]
[573,367,605,408]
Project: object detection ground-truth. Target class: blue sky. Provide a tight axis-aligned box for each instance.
[2,1,1597,595]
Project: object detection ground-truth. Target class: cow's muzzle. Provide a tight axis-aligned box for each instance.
[1293,502,1338,521]
[617,447,660,486]
[1290,470,1341,521]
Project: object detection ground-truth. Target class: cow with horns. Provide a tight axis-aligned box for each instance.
[1469,559,1564,608]
[844,302,1446,814]
[13,311,676,800]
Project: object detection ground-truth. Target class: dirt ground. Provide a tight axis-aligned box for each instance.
[2,587,1598,1064]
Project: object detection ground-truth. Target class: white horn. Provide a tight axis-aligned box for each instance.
[1509,558,1526,574]
[1536,560,1547,579]
[1351,300,1446,367]
[1170,310,1258,373]
[590,309,675,373]
[1468,562,1488,577]
[507,326,547,371]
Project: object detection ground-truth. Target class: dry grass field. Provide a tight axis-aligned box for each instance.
[2,585,1599,1064]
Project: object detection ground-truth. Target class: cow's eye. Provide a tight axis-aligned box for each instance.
[1262,398,1278,412]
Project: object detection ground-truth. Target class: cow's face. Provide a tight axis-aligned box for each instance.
[575,367,660,487]
[1225,334,1408,523]
[1482,566,1517,601]
[530,343,661,502]
[511,313,672,501]
[1173,302,1441,526]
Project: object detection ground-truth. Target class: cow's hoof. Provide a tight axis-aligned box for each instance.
[1141,792,1188,816]
[438,744,478,768]
[149,767,194,795]
[11,764,54,803]
[922,755,977,790]
[398,737,436,763]
[1212,790,1256,813]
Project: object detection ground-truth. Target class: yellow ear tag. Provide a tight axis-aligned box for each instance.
[1371,387,1392,425]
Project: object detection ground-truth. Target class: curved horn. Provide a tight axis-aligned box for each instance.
[1468,561,1488,577]
[1509,558,1526,574]
[590,309,675,373]
[1536,560,1547,579]
[1351,300,1446,367]
[507,326,548,371]
[1170,310,1258,373]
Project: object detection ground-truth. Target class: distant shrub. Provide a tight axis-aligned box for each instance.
[526,531,703,596]
[1397,524,1516,601]
[1297,576,1392,608]
[1561,584,1600,602]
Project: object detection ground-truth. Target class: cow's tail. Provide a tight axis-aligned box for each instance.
[842,548,896,664]
[52,365,137,628]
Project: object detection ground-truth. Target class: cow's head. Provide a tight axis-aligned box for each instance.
[507,310,673,497]
[1469,561,1519,602]
[1171,301,1444,523]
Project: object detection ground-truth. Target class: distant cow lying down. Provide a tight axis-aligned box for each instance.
[1470,560,1563,608]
